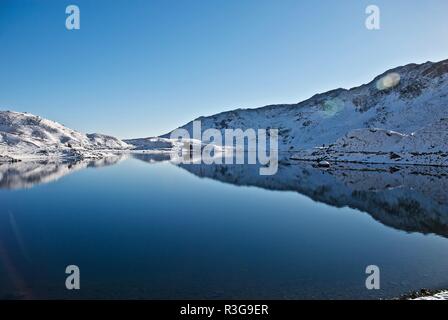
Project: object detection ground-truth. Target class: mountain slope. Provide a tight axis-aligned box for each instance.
[161,59,448,154]
[0,111,131,161]
[293,118,448,166]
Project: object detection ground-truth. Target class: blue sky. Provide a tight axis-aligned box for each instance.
[1,0,448,138]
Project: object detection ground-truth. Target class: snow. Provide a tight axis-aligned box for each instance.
[0,111,131,161]
[124,137,175,150]
[292,119,448,166]
[87,133,131,150]
[2,59,448,166]
[412,291,448,300]
[162,59,448,166]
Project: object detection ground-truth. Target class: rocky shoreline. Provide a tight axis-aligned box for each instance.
[399,289,448,300]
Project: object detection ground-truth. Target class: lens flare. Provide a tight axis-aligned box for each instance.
[376,72,400,91]
[320,98,344,118]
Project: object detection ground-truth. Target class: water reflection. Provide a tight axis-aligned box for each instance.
[176,160,448,238]
[1,153,448,239]
[1,154,448,299]
[0,154,127,190]
[131,152,172,164]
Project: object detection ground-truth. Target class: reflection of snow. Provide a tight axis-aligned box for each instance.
[7,154,448,239]
[0,154,127,190]
[177,160,448,238]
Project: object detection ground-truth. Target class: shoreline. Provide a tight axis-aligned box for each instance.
[399,289,448,300]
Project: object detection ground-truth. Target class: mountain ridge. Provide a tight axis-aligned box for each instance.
[2,58,448,165]
[157,58,448,155]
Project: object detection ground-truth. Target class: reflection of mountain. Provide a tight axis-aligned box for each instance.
[177,161,448,238]
[3,153,448,239]
[131,152,172,163]
[0,155,127,190]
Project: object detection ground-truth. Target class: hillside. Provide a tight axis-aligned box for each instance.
[160,59,448,159]
[0,111,131,161]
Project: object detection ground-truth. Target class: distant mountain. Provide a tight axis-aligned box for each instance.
[161,59,448,158]
[123,137,174,151]
[0,111,130,161]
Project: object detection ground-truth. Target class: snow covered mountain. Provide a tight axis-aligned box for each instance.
[0,111,131,161]
[3,59,448,165]
[162,59,448,160]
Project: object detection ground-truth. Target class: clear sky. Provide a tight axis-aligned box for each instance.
[1,0,448,138]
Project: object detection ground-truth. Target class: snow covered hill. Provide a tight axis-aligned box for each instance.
[0,111,131,161]
[293,119,448,166]
[162,59,448,162]
[86,133,130,150]
[123,137,175,151]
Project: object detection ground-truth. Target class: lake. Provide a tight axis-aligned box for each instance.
[1,154,448,299]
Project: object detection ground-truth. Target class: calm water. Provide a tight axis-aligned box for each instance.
[1,154,448,299]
